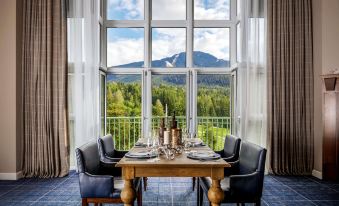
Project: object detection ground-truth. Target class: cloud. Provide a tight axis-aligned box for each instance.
[152,0,186,20]
[194,28,230,60]
[152,28,186,60]
[107,0,143,19]
[107,38,144,67]
[107,28,230,67]
[107,0,230,20]
[195,0,230,19]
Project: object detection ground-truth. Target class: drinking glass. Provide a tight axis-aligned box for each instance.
[147,137,152,151]
[152,137,160,161]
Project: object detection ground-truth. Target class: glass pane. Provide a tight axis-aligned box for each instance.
[152,74,187,131]
[194,28,230,67]
[107,28,144,68]
[237,0,241,17]
[152,0,186,20]
[152,28,186,67]
[106,74,142,150]
[194,0,230,20]
[100,73,106,136]
[197,74,231,150]
[107,0,144,20]
[237,23,241,62]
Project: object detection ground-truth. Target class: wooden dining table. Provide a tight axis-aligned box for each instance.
[116,144,231,206]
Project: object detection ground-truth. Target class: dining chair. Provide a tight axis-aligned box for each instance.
[192,134,241,191]
[197,141,267,206]
[98,134,148,191]
[76,140,142,206]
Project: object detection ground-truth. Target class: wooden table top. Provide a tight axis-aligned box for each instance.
[116,145,231,168]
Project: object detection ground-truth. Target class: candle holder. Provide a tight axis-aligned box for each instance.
[157,144,184,160]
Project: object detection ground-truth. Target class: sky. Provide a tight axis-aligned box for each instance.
[106,0,230,67]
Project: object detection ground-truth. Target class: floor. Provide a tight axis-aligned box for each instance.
[0,171,339,206]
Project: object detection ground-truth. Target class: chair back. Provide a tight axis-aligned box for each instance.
[75,140,101,175]
[223,134,241,160]
[239,141,266,175]
[98,134,115,159]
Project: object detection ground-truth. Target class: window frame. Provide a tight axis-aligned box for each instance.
[102,0,239,136]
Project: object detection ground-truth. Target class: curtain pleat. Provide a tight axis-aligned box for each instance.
[22,0,69,178]
[267,0,314,175]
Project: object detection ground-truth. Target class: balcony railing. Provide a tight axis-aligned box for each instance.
[106,116,231,151]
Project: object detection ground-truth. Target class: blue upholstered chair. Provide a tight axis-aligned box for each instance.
[198,141,266,206]
[98,134,148,191]
[76,140,142,206]
[215,134,241,162]
[192,135,241,190]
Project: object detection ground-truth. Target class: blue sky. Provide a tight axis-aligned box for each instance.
[106,0,230,67]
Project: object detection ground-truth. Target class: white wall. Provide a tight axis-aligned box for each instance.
[312,0,339,177]
[0,0,22,179]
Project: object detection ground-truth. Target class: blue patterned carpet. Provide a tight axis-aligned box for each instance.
[0,171,339,206]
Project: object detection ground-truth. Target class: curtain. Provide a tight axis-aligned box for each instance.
[237,0,267,147]
[67,0,100,156]
[267,0,314,175]
[22,0,69,177]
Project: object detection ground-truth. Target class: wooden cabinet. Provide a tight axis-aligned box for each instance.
[322,74,339,181]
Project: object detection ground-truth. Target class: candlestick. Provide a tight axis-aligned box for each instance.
[164,130,170,145]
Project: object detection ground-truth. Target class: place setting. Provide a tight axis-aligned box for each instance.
[186,150,221,162]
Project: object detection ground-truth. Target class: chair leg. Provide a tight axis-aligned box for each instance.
[198,180,203,206]
[192,177,196,191]
[81,198,88,206]
[137,182,143,206]
[197,179,199,206]
[255,200,261,206]
[143,177,148,191]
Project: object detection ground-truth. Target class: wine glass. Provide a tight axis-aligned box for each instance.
[152,137,160,161]
[147,136,152,151]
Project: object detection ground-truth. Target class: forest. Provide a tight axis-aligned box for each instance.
[106,77,231,150]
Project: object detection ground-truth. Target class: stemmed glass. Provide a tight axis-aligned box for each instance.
[152,137,160,161]
[146,132,152,151]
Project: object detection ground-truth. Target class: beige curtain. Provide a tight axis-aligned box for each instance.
[22,0,69,177]
[267,0,314,175]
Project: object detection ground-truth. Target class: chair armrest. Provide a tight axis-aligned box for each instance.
[79,173,114,198]
[223,155,236,162]
[103,156,122,163]
[229,172,260,197]
[114,150,128,158]
[215,150,224,156]
[224,160,239,176]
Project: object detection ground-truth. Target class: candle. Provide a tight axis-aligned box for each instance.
[164,130,170,145]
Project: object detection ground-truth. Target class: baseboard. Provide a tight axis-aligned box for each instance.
[0,171,23,180]
[312,169,323,179]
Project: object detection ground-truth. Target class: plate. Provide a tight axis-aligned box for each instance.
[134,142,147,147]
[190,142,205,147]
[125,151,157,159]
[187,152,220,160]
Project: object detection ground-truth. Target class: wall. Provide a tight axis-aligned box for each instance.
[312,0,339,178]
[0,0,22,179]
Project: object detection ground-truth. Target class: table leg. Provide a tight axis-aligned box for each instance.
[207,179,224,206]
[121,178,136,206]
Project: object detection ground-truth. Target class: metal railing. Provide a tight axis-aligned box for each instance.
[106,116,231,151]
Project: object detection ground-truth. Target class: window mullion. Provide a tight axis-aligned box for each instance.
[144,0,151,137]
[186,0,193,133]
[230,0,237,66]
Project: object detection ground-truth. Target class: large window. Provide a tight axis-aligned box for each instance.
[102,0,238,150]
[106,74,142,150]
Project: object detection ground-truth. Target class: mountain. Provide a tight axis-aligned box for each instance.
[107,51,230,86]
[112,51,229,68]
